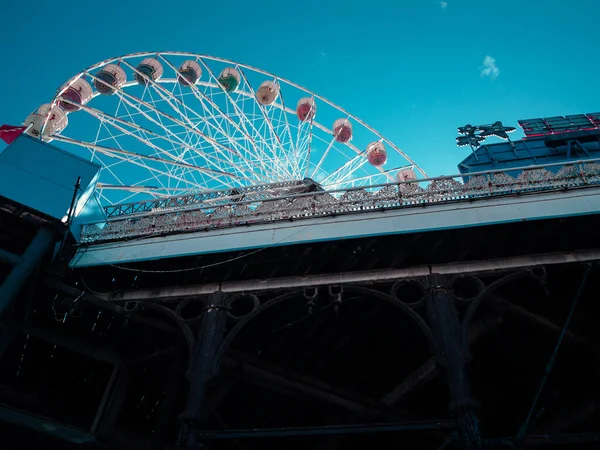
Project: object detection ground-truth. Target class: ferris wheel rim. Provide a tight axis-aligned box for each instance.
[43,50,427,180]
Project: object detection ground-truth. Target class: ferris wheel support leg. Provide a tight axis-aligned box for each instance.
[178,291,229,448]
[425,273,483,449]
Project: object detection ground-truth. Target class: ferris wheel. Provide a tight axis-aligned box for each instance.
[23,52,426,206]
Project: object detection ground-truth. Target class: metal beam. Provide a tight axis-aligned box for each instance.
[0,404,96,444]
[196,419,457,439]
[45,280,178,334]
[380,308,503,406]
[104,249,600,302]
[222,352,394,419]
[494,296,600,354]
[380,358,438,406]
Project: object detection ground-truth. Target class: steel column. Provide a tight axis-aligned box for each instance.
[178,291,229,448]
[426,273,482,449]
[0,227,56,318]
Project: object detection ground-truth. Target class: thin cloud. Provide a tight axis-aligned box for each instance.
[480,55,500,80]
[440,1,448,9]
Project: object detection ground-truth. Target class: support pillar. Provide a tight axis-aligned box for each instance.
[426,273,482,449]
[0,227,56,318]
[178,291,229,448]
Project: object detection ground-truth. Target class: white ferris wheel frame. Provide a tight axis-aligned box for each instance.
[36,51,427,205]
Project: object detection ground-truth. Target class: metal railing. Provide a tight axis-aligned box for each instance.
[79,159,600,245]
[102,179,312,218]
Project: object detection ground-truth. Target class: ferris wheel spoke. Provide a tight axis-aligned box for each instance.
[267,106,301,180]
[32,52,428,208]
[108,90,257,183]
[97,183,173,196]
[158,55,281,182]
[68,99,186,164]
[97,191,114,205]
[123,59,238,167]
[115,122,182,193]
[171,82,219,180]
[53,136,244,189]
[322,166,411,189]
[98,184,196,196]
[303,123,315,179]
[141,85,193,181]
[88,72,251,179]
[98,118,250,186]
[142,82,236,177]
[196,58,295,180]
[78,130,173,195]
[100,172,170,193]
[308,119,394,183]
[105,185,165,204]
[92,148,127,188]
[310,127,344,180]
[165,64,285,181]
[74,142,201,193]
[172,118,209,191]
[88,115,199,191]
[293,118,314,178]
[93,115,172,194]
[319,152,370,187]
[277,87,303,179]
[236,68,297,178]
[146,82,268,183]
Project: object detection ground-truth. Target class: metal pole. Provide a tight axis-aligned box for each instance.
[178,291,229,448]
[426,273,482,449]
[106,249,600,302]
[57,176,81,262]
[0,227,56,318]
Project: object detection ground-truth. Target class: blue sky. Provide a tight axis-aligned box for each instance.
[1,0,600,178]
